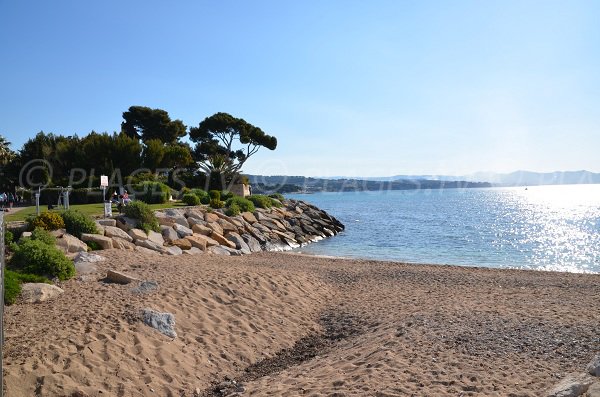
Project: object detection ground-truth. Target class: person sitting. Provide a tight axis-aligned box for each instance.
[122,191,131,205]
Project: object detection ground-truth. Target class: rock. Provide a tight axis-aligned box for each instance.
[210,232,237,249]
[80,233,113,249]
[161,226,179,243]
[94,223,105,236]
[240,211,258,224]
[166,238,190,251]
[50,229,66,238]
[208,246,231,256]
[106,270,139,284]
[192,224,213,236]
[141,308,177,338]
[183,247,204,255]
[111,237,136,250]
[115,216,137,231]
[21,283,64,303]
[128,228,148,241]
[165,245,183,255]
[588,355,600,377]
[226,232,251,254]
[252,222,271,234]
[135,246,159,255]
[135,239,169,254]
[207,222,224,236]
[104,226,133,242]
[97,219,117,227]
[74,251,106,263]
[204,212,219,223]
[186,216,205,228]
[131,281,159,294]
[547,374,594,397]
[147,230,165,246]
[242,234,262,253]
[184,209,205,219]
[56,233,88,254]
[184,235,209,250]
[173,223,193,238]
[217,219,238,234]
[587,383,600,397]
[20,231,32,239]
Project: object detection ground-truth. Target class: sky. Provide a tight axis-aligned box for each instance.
[1,0,599,177]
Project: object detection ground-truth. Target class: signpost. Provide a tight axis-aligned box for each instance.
[100,175,111,218]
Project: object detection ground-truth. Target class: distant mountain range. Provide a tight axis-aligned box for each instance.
[247,170,600,193]
[323,170,600,186]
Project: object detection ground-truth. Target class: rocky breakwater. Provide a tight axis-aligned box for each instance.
[101,199,343,256]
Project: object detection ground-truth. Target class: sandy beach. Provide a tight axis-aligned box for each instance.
[3,250,599,396]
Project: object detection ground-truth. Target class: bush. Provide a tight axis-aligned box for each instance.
[248,194,282,209]
[225,196,255,213]
[178,187,191,199]
[269,193,285,202]
[30,227,56,245]
[86,241,102,251]
[27,211,65,231]
[4,229,14,246]
[225,203,241,217]
[209,190,221,200]
[9,239,75,280]
[190,188,210,204]
[221,190,234,201]
[210,199,225,209]
[132,181,170,204]
[4,270,21,305]
[122,201,160,233]
[182,193,200,206]
[61,210,98,239]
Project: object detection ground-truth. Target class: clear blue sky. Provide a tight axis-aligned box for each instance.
[1,0,599,177]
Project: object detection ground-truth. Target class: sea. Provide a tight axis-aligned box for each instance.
[287,184,600,273]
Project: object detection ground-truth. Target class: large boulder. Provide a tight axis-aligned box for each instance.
[226,232,251,254]
[242,234,262,253]
[207,222,224,236]
[204,212,220,223]
[128,228,148,241]
[192,224,213,236]
[147,230,165,246]
[186,234,220,249]
[210,232,237,249]
[56,233,88,254]
[97,219,117,227]
[115,216,138,231]
[172,238,192,250]
[241,211,257,224]
[588,355,600,377]
[104,226,133,242]
[186,216,205,228]
[135,246,160,255]
[106,270,139,284]
[111,237,136,250]
[21,283,64,303]
[547,374,594,397]
[73,251,106,274]
[173,223,193,238]
[165,245,183,256]
[183,247,204,255]
[135,239,169,254]
[161,226,179,243]
[217,219,238,234]
[81,233,113,250]
[141,308,177,338]
[208,246,232,256]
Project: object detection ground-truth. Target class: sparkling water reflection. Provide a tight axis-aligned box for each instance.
[288,185,600,273]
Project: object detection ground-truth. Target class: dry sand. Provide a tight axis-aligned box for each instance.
[3,250,599,396]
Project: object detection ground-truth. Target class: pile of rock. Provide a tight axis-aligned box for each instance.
[546,354,600,396]
[53,199,344,257]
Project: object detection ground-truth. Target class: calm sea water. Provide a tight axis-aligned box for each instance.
[287,184,600,273]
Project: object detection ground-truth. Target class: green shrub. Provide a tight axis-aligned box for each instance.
[225,203,241,217]
[182,193,200,206]
[122,201,160,233]
[132,181,170,204]
[178,187,191,199]
[30,227,56,245]
[226,196,255,213]
[248,194,279,209]
[210,199,225,209]
[27,211,65,231]
[269,193,285,202]
[9,239,75,280]
[209,190,221,200]
[190,188,210,204]
[61,210,98,239]
[221,190,234,201]
[4,270,21,305]
[4,229,14,246]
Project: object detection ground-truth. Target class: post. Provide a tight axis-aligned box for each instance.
[35,191,40,216]
[63,188,70,210]
[0,211,5,397]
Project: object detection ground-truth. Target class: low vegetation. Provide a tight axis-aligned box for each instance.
[9,238,75,281]
[182,193,200,206]
[248,194,283,209]
[60,210,98,239]
[27,211,65,231]
[122,200,160,233]
[4,270,51,305]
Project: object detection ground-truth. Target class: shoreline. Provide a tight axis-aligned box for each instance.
[3,250,600,396]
